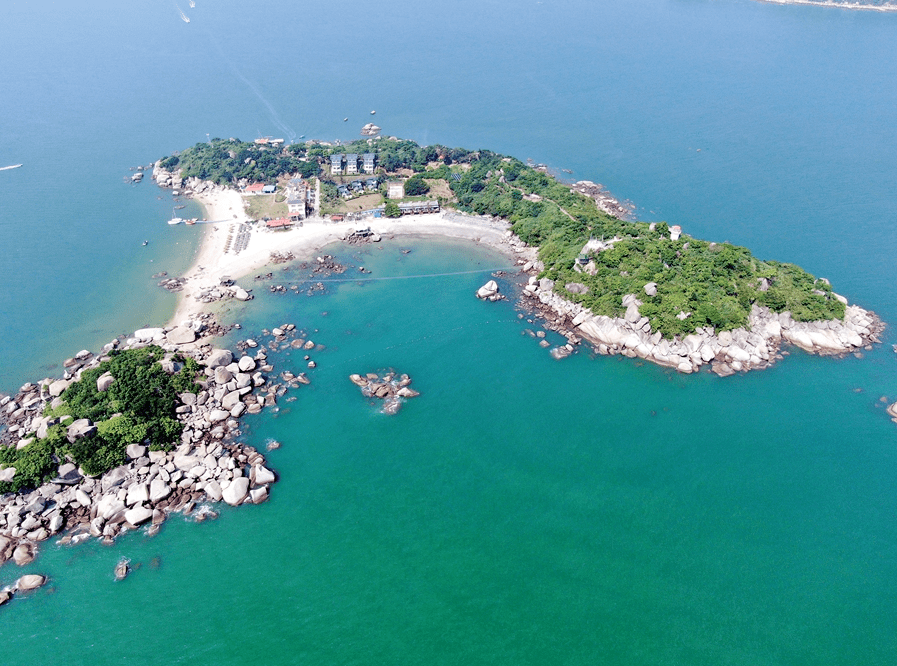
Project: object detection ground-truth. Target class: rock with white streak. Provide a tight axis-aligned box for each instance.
[149,478,172,502]
[15,574,47,592]
[252,465,276,486]
[124,506,153,526]
[222,477,250,506]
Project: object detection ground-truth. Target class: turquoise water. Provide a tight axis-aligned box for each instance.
[1,1,897,663]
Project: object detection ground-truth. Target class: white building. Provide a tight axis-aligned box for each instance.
[387,181,404,199]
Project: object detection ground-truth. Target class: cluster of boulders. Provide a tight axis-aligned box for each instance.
[570,181,635,219]
[886,402,897,423]
[476,280,504,302]
[0,319,303,581]
[345,228,381,244]
[0,573,47,606]
[236,323,322,374]
[152,164,221,198]
[349,372,419,415]
[195,283,253,304]
[158,276,186,292]
[518,268,882,375]
[269,251,295,264]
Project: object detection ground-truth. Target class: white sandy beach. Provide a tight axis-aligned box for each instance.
[168,189,524,326]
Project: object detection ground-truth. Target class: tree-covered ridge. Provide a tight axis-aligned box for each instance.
[0,347,201,493]
[161,138,320,184]
[441,152,844,337]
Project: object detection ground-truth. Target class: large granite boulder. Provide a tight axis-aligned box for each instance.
[149,478,172,503]
[166,326,196,345]
[53,462,81,485]
[96,372,115,393]
[0,466,15,483]
[126,483,149,507]
[214,367,233,385]
[251,465,276,486]
[66,418,97,444]
[133,327,165,342]
[204,349,233,368]
[15,574,47,592]
[49,379,71,397]
[222,477,249,506]
[238,355,256,372]
[12,543,35,566]
[126,444,147,460]
[476,280,499,299]
[234,288,251,301]
[124,506,153,526]
[208,409,230,423]
[204,480,223,502]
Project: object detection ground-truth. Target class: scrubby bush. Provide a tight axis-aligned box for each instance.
[0,346,201,493]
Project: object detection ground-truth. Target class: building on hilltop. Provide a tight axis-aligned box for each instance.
[330,154,344,175]
[363,153,376,174]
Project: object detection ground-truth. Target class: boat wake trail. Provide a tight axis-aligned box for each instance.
[175,3,190,23]
[200,24,297,142]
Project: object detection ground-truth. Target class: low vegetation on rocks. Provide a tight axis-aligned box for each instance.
[0,347,201,492]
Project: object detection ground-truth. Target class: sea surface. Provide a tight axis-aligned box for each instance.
[1,1,896,664]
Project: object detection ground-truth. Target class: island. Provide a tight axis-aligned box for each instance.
[155,135,881,375]
[0,134,885,595]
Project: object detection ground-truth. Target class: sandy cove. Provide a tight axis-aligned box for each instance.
[169,188,524,326]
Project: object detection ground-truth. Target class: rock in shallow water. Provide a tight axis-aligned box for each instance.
[223,477,249,506]
[15,574,47,592]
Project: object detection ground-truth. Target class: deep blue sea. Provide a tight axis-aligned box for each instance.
[1,1,896,664]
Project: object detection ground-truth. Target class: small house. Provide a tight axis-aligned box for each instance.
[262,185,276,195]
[244,183,266,195]
[366,177,379,190]
[265,217,292,230]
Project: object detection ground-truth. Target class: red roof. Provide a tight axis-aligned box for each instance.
[245,183,266,192]
[266,217,291,228]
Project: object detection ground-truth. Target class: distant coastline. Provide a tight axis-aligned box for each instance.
[754,0,897,11]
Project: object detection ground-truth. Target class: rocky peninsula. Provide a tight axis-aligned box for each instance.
[473,229,882,374]
[152,133,884,377]
[0,314,321,592]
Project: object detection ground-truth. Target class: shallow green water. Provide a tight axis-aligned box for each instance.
[2,0,897,662]
[3,241,895,665]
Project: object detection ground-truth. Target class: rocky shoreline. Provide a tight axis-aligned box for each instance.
[491,232,884,375]
[0,315,317,586]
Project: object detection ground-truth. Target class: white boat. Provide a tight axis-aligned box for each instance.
[179,8,190,23]
[168,217,183,225]
[0,164,22,171]
[189,0,195,7]
[370,110,376,115]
